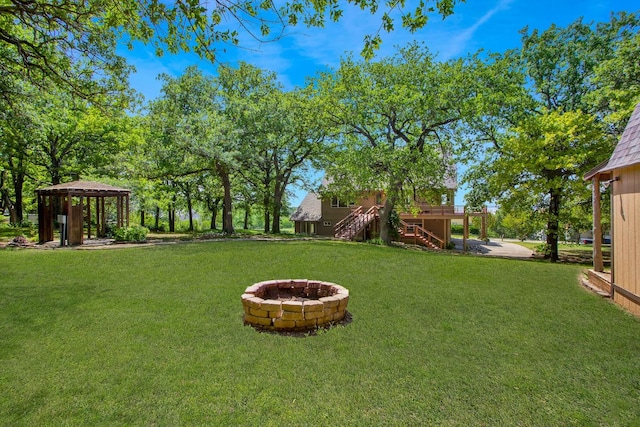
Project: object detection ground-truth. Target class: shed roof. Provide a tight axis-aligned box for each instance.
[36,180,131,197]
[289,192,322,222]
[599,102,640,173]
[583,160,612,181]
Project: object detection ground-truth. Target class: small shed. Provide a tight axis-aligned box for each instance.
[36,180,130,245]
[585,102,640,315]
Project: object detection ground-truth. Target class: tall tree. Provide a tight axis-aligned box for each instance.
[147,66,239,234]
[29,91,126,185]
[315,43,481,243]
[464,13,638,261]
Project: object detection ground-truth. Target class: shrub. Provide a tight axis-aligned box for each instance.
[113,225,148,243]
[367,238,385,246]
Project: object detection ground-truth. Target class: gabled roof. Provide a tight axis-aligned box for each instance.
[36,180,131,197]
[599,102,640,173]
[289,192,322,222]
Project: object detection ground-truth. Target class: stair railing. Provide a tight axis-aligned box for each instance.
[398,220,445,249]
[334,206,363,238]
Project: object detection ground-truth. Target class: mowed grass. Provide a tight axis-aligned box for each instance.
[1,241,639,425]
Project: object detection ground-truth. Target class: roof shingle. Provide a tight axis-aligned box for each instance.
[600,102,640,173]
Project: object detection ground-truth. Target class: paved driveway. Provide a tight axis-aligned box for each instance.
[451,238,535,259]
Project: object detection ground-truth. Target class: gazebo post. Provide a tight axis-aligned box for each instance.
[66,194,72,246]
[87,196,91,239]
[126,194,130,227]
[117,195,123,228]
[37,193,44,244]
[101,197,106,237]
[95,197,100,237]
[79,195,84,245]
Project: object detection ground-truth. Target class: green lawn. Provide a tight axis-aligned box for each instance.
[1,241,639,425]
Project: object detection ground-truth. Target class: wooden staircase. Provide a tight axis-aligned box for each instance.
[335,209,445,250]
[335,206,378,240]
[398,220,445,250]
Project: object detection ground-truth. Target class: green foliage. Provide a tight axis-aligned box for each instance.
[317,43,486,242]
[535,243,552,257]
[367,237,385,245]
[113,225,148,242]
[451,223,480,236]
[463,13,639,261]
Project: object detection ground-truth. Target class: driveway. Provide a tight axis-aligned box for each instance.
[451,238,535,259]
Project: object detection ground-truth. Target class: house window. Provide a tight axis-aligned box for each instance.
[323,221,332,227]
[331,197,355,208]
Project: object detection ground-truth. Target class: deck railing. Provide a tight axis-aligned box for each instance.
[398,220,445,249]
[405,203,486,216]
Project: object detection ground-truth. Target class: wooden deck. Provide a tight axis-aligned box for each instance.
[583,270,612,297]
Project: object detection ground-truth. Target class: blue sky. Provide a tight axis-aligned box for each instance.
[118,0,639,207]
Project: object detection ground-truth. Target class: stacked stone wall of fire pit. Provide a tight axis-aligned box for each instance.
[241,280,349,331]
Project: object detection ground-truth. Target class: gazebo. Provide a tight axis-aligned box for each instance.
[36,180,131,245]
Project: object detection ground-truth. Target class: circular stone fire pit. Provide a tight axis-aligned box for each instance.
[241,280,349,332]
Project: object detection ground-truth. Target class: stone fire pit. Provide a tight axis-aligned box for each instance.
[241,279,349,332]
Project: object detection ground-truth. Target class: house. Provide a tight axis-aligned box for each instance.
[584,102,640,315]
[290,177,487,250]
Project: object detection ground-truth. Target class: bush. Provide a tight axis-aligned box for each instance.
[367,238,385,246]
[535,243,551,257]
[451,223,480,235]
[113,225,148,243]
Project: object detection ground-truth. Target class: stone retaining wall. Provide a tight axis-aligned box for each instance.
[241,279,349,331]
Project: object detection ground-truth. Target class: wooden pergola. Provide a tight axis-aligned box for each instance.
[36,180,130,245]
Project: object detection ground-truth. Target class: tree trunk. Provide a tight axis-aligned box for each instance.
[262,193,271,233]
[218,164,234,234]
[13,159,25,224]
[154,206,160,230]
[168,209,175,232]
[271,183,284,234]
[207,196,220,230]
[140,210,145,227]
[546,188,561,262]
[186,192,194,232]
[244,206,250,230]
[379,197,394,245]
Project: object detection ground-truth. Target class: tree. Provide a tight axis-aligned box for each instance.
[268,89,329,233]
[0,0,464,93]
[464,13,639,261]
[315,43,482,244]
[589,19,640,134]
[29,91,126,185]
[0,86,38,223]
[146,66,239,234]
